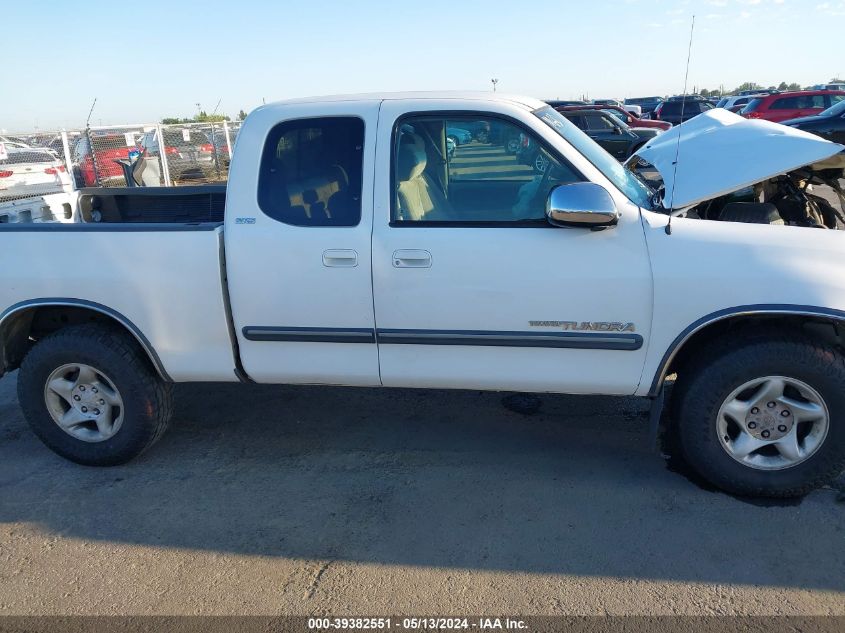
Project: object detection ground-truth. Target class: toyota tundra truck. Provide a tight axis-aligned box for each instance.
[2,93,845,498]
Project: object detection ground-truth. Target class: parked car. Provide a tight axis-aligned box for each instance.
[545,100,588,108]
[72,134,138,187]
[810,83,845,92]
[208,129,236,166]
[593,99,623,107]
[556,104,672,131]
[624,96,664,116]
[445,127,472,145]
[737,89,779,96]
[781,98,845,145]
[715,94,767,113]
[652,96,714,125]
[558,110,661,160]
[2,93,845,500]
[140,128,217,180]
[591,99,641,116]
[0,148,71,201]
[740,90,845,123]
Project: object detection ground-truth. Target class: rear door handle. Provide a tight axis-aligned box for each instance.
[392,249,432,268]
[323,249,358,267]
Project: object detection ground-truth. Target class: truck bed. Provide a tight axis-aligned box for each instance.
[76,185,226,224]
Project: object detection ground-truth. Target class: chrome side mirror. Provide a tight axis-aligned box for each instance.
[546,182,620,228]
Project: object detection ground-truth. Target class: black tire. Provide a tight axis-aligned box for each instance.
[17,324,173,466]
[674,333,845,497]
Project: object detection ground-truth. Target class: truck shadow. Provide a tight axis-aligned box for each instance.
[1,376,843,590]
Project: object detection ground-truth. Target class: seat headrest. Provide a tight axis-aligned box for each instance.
[397,142,427,182]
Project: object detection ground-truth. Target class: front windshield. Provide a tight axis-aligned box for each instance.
[534,106,654,209]
[819,99,845,117]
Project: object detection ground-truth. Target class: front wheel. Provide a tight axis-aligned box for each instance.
[674,335,845,497]
[17,324,173,466]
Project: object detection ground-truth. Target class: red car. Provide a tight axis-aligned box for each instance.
[72,134,138,187]
[740,90,845,123]
[555,104,672,131]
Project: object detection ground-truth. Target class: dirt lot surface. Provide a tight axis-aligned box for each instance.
[0,371,843,616]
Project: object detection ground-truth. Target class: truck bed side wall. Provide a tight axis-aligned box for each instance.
[0,225,237,382]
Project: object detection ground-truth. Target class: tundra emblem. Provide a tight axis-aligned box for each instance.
[529,320,636,333]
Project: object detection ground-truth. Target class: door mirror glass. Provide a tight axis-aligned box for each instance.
[546,182,620,228]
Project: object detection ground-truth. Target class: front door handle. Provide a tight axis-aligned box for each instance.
[323,249,358,267]
[392,249,432,268]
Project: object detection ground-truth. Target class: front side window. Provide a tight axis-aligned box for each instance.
[586,113,617,131]
[392,114,581,224]
[258,117,364,226]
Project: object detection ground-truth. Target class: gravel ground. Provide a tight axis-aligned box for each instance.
[0,370,843,616]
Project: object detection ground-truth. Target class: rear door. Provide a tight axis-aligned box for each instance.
[226,101,381,385]
[796,94,826,119]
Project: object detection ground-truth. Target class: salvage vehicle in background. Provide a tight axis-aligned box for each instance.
[558,109,661,160]
[652,95,714,125]
[1,93,844,500]
[624,96,663,116]
[782,99,845,145]
[740,90,845,123]
[72,134,137,188]
[557,104,672,131]
[715,94,767,113]
[0,148,71,201]
[139,128,217,181]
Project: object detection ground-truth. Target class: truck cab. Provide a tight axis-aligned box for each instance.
[2,93,845,498]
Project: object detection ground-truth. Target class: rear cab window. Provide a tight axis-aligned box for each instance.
[258,117,364,227]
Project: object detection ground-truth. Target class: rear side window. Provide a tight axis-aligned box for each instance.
[741,98,763,113]
[0,150,56,165]
[771,97,799,110]
[258,117,364,227]
[660,102,682,115]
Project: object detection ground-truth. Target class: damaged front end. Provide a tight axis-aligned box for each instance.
[627,109,845,228]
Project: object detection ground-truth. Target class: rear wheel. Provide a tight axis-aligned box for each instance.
[674,335,845,497]
[17,324,173,466]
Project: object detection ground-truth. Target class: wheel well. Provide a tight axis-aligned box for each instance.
[662,313,845,390]
[0,304,168,380]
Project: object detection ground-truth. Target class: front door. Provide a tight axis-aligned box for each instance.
[583,112,633,160]
[226,103,380,385]
[372,104,653,394]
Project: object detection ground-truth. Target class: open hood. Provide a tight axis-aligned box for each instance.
[633,109,845,210]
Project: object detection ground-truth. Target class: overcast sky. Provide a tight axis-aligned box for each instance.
[2,0,842,131]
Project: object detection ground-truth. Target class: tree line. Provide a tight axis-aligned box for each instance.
[161,109,249,125]
[696,78,844,98]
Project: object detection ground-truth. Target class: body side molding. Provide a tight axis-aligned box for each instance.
[242,327,643,351]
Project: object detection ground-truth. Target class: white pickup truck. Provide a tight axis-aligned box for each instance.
[2,93,845,498]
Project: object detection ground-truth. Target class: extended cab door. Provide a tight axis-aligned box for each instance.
[371,100,653,394]
[225,101,380,385]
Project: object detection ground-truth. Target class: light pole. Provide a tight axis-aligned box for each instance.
[491,78,499,92]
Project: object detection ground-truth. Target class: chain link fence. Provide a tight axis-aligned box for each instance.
[0,119,242,204]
